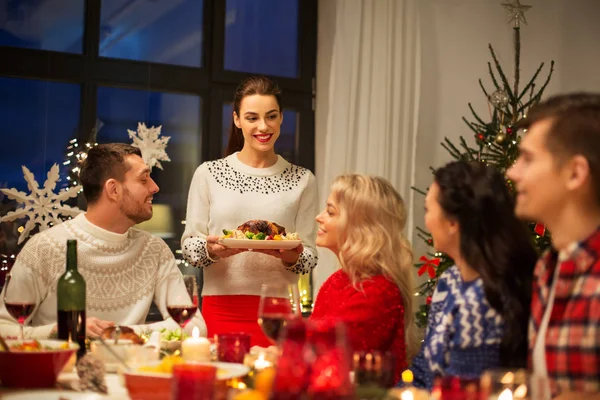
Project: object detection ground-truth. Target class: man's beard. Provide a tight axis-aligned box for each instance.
[121,188,153,224]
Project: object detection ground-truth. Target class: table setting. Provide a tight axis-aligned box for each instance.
[0,275,542,400]
[0,322,546,400]
[0,287,252,400]
[0,329,252,400]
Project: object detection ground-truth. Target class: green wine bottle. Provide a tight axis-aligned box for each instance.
[57,240,86,360]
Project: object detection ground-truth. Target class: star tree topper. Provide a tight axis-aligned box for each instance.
[128,122,171,170]
[0,164,82,244]
[502,0,532,28]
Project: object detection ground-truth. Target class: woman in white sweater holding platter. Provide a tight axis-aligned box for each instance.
[181,76,319,347]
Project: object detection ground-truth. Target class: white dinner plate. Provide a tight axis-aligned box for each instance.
[126,361,249,380]
[213,361,250,380]
[218,238,301,250]
[1,375,128,399]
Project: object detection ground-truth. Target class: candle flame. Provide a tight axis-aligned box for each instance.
[400,389,414,400]
[514,384,527,398]
[501,372,514,384]
[254,353,272,370]
[192,326,199,339]
[498,388,513,400]
[236,381,247,390]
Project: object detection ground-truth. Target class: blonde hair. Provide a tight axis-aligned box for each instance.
[330,174,419,360]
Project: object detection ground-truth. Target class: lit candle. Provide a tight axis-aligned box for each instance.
[498,388,513,400]
[513,384,527,398]
[253,352,273,371]
[182,327,211,362]
[400,389,414,400]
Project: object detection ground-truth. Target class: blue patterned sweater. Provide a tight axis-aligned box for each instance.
[408,266,504,390]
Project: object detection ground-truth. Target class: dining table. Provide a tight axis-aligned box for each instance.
[0,372,131,400]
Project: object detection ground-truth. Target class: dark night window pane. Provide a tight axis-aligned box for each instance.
[96,86,202,241]
[222,103,298,163]
[224,0,299,78]
[100,0,204,67]
[0,77,80,255]
[0,2,84,53]
[0,77,81,193]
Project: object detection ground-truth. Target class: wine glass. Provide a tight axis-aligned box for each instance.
[166,276,198,349]
[258,283,301,345]
[308,321,354,398]
[3,274,36,341]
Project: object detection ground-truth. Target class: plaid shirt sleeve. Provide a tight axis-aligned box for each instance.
[529,228,600,395]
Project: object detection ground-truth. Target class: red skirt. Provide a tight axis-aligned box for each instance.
[202,295,271,348]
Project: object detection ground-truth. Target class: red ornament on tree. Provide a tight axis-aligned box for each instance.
[477,133,485,141]
[426,296,432,305]
[534,222,546,236]
[506,126,513,135]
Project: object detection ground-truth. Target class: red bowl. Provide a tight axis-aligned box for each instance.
[124,370,232,400]
[123,361,249,400]
[123,370,171,400]
[0,339,78,388]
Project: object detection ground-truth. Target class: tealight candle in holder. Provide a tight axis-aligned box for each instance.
[253,352,273,371]
[400,389,414,400]
[244,350,277,372]
[215,332,251,363]
[182,326,211,362]
[498,388,513,400]
[480,369,531,400]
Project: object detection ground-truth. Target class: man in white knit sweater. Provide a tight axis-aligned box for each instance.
[0,144,206,339]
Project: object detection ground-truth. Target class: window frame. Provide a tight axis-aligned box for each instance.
[0,0,317,170]
[0,0,318,310]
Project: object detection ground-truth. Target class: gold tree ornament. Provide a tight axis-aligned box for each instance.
[502,0,532,28]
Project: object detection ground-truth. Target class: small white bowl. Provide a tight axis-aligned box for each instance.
[160,339,182,354]
[90,339,139,372]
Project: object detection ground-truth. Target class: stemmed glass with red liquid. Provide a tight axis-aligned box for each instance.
[166,277,198,347]
[3,274,36,340]
[258,283,301,345]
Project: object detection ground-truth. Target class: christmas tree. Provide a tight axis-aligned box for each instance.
[413,0,554,328]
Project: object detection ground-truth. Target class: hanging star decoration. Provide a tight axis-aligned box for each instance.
[501,0,532,28]
[128,122,171,170]
[0,164,82,244]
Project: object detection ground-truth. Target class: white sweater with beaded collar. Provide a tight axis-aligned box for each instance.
[181,153,319,297]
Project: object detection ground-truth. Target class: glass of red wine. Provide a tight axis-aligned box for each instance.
[258,283,301,345]
[3,274,36,341]
[166,277,198,349]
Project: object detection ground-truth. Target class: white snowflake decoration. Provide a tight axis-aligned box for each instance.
[128,122,171,170]
[0,164,82,245]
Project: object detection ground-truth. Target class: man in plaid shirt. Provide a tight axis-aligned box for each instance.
[508,93,600,399]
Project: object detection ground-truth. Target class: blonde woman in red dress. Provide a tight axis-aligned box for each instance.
[310,174,418,384]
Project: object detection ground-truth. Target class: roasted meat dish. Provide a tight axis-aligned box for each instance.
[236,219,287,237]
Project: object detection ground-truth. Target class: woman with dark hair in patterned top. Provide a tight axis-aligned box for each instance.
[409,161,537,389]
[181,76,319,347]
